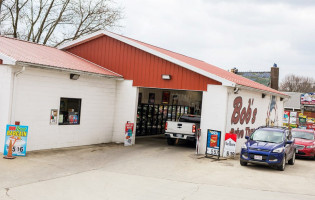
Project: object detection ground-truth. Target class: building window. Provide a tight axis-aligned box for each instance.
[59,98,81,125]
[162,91,170,104]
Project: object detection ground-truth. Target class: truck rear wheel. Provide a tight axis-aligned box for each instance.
[167,138,175,145]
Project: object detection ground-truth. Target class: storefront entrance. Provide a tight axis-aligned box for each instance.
[136,88,203,137]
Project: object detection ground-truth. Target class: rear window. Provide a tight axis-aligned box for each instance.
[179,115,201,123]
[292,131,314,140]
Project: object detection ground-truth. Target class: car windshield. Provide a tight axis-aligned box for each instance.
[250,129,284,143]
[292,131,314,140]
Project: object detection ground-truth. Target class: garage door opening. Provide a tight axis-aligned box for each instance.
[135,88,203,140]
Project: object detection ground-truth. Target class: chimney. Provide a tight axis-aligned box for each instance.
[230,67,238,74]
[270,63,279,90]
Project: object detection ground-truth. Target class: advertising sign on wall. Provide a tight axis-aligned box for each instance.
[290,112,297,124]
[301,93,315,105]
[206,129,221,156]
[3,125,29,156]
[50,109,58,125]
[283,111,290,124]
[223,133,237,157]
[124,122,134,146]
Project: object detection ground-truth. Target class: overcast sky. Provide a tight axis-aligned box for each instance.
[113,0,315,81]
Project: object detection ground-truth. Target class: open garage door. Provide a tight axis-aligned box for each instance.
[135,88,203,137]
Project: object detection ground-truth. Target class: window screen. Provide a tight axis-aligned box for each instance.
[59,98,81,125]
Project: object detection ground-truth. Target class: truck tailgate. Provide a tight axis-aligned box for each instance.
[166,121,195,135]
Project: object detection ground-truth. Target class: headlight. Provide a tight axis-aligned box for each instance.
[306,145,315,148]
[242,144,247,149]
[272,147,284,153]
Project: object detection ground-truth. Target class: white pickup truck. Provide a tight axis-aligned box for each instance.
[165,114,200,145]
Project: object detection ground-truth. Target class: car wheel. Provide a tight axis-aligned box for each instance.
[288,152,295,165]
[240,160,248,166]
[167,138,175,145]
[278,156,286,171]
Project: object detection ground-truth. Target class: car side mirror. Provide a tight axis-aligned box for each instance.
[286,140,293,144]
[245,136,249,140]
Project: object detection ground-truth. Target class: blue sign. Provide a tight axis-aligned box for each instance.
[206,129,221,156]
[3,125,28,156]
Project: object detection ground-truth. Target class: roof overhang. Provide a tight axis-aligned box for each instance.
[59,30,235,87]
[0,52,16,65]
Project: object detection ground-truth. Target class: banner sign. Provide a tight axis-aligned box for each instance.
[223,133,237,157]
[283,111,290,124]
[307,123,315,130]
[206,129,221,156]
[301,93,315,105]
[3,125,28,156]
[124,122,134,146]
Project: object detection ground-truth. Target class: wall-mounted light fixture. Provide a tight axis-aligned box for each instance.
[233,87,239,94]
[280,97,284,101]
[162,74,171,80]
[70,74,80,80]
[262,93,266,98]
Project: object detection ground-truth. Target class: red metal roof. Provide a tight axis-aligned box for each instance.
[0,36,121,77]
[121,35,286,96]
[60,31,287,96]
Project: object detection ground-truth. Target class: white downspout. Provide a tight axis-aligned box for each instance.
[10,66,25,124]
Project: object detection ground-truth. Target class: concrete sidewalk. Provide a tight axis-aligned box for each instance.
[1,136,315,199]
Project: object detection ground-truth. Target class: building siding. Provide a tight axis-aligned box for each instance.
[67,35,221,91]
[11,67,117,151]
[0,65,13,153]
[199,84,284,156]
[112,80,138,143]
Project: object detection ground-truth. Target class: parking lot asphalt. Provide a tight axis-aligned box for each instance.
[0,136,315,200]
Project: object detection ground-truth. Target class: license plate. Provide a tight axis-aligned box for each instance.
[254,155,262,160]
[176,134,182,138]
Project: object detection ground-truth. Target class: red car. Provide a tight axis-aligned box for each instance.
[292,128,315,159]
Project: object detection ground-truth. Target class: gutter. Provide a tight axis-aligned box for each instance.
[235,84,289,99]
[16,61,123,80]
[10,66,26,124]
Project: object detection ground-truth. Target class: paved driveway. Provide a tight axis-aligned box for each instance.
[1,136,315,200]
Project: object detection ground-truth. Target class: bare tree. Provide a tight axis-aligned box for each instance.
[0,0,3,13]
[0,0,122,46]
[280,74,315,93]
[0,0,8,25]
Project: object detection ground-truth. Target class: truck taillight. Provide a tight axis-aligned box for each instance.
[192,125,196,133]
[165,122,168,130]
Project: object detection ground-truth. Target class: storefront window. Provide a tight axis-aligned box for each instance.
[59,98,81,125]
